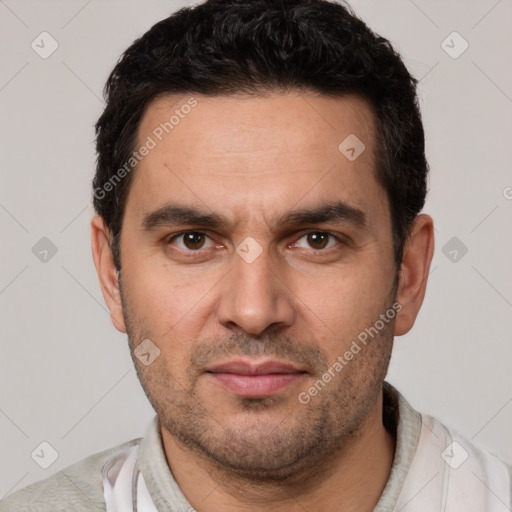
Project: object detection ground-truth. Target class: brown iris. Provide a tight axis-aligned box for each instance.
[183,232,206,250]
[307,232,329,249]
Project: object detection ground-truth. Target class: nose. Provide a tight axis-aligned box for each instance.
[216,245,295,336]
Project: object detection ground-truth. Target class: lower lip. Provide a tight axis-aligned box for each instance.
[208,372,305,397]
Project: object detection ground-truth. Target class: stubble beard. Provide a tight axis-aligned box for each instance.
[120,281,395,484]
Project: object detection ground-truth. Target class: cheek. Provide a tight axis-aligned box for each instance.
[122,258,222,340]
[292,262,391,346]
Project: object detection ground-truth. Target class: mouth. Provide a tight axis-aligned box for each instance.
[205,359,308,398]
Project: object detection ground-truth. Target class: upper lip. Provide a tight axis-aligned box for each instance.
[206,359,306,375]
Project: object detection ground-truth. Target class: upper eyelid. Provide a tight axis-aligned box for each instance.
[168,229,209,240]
[167,230,215,246]
[166,229,343,248]
[167,229,339,238]
[290,231,343,248]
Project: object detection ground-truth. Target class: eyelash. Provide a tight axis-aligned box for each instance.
[166,230,216,252]
[165,230,344,254]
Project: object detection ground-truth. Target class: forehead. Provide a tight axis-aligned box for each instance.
[127,91,386,231]
[137,91,375,165]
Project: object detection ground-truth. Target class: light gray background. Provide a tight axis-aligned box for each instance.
[1,0,511,498]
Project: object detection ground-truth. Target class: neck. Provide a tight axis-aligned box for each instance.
[160,390,396,512]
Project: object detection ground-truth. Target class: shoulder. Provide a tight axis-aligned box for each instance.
[421,413,511,474]
[418,414,511,510]
[0,438,141,512]
[388,385,512,511]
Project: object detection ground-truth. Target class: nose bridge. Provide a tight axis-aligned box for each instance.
[216,241,295,335]
[235,243,275,298]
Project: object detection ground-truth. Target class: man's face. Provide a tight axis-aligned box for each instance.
[117,92,398,479]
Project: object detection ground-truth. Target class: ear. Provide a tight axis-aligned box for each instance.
[394,214,435,336]
[91,215,127,333]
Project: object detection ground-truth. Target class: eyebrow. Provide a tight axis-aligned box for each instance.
[141,201,367,232]
[142,204,229,231]
[275,201,367,230]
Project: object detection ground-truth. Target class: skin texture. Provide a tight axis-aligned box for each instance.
[92,91,435,512]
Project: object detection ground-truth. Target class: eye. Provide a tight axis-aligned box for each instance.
[168,231,215,251]
[294,231,339,250]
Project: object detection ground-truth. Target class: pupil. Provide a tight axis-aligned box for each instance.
[185,233,204,249]
[308,232,328,249]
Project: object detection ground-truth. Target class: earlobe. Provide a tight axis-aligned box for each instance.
[394,214,435,336]
[91,215,127,333]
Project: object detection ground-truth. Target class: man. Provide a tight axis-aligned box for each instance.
[1,0,510,510]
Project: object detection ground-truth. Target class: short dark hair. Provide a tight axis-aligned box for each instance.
[93,0,428,270]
